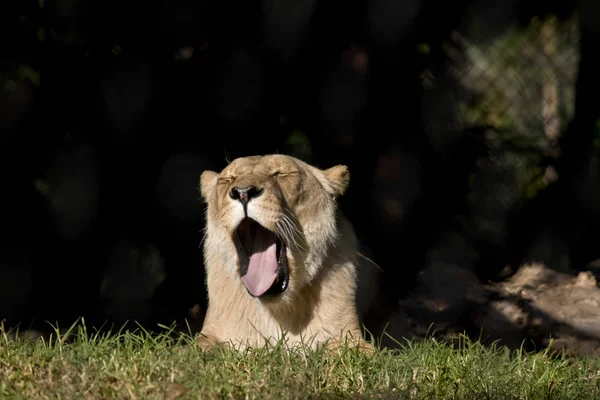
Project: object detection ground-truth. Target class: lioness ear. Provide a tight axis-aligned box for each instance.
[200,170,218,200]
[323,164,350,198]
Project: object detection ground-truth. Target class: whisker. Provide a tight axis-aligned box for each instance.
[276,219,294,248]
[282,223,301,252]
[357,252,384,272]
[276,214,306,252]
[275,219,293,250]
[283,214,303,237]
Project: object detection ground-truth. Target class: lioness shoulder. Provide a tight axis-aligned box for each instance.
[197,154,371,351]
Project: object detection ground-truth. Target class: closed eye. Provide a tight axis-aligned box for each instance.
[218,177,235,185]
[272,171,299,178]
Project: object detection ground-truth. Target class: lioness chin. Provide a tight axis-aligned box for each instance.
[197,154,371,351]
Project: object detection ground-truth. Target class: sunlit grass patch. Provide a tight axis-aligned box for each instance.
[1,320,599,399]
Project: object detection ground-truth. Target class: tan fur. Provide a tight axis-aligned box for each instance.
[197,154,370,351]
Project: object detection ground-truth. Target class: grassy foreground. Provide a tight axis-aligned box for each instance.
[1,323,599,399]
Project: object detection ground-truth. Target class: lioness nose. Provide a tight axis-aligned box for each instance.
[229,185,264,204]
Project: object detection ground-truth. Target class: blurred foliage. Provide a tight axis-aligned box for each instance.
[3,65,40,91]
[286,130,313,161]
[451,15,579,151]
[444,15,580,205]
[17,65,40,86]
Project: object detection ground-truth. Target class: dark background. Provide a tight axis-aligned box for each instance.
[1,0,599,345]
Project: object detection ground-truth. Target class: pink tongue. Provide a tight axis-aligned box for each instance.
[240,228,279,297]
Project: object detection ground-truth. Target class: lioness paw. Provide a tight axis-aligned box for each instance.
[196,334,221,350]
[325,337,376,355]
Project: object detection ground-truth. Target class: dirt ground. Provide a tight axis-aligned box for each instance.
[380,261,600,357]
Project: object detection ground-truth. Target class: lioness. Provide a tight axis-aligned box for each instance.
[197,154,370,350]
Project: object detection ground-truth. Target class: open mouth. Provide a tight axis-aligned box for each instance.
[234,217,289,298]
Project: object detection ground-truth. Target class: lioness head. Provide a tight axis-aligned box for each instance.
[199,154,350,302]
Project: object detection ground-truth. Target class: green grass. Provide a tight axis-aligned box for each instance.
[1,322,599,399]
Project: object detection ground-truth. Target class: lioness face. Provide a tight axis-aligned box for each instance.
[200,154,349,302]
